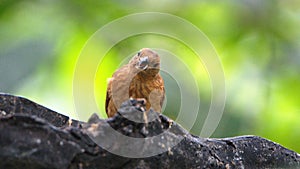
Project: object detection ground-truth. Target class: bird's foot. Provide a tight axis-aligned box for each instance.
[129,97,147,112]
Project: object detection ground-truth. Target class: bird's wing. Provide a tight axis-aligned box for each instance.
[105,77,113,114]
[160,76,166,108]
[105,65,130,117]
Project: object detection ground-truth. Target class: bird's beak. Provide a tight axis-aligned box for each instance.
[136,56,149,70]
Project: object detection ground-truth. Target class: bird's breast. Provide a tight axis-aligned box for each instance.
[129,77,153,98]
[129,74,163,110]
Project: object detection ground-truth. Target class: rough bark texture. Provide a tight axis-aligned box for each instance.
[0,93,299,169]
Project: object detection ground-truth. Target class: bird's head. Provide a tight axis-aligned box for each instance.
[130,48,161,76]
[132,48,160,70]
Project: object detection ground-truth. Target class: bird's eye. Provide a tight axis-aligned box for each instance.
[153,63,159,67]
[137,51,141,56]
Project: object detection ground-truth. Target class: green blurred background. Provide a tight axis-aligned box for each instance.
[0,0,299,153]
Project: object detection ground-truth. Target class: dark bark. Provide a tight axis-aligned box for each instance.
[0,93,299,169]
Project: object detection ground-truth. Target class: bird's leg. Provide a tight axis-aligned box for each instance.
[143,110,148,126]
[129,97,148,125]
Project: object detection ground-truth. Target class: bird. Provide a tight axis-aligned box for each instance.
[105,48,165,118]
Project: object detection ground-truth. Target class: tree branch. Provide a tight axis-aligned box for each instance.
[0,93,299,169]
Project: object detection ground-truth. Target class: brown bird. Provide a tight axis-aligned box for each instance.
[105,48,165,118]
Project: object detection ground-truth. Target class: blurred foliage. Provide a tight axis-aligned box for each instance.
[0,0,299,152]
